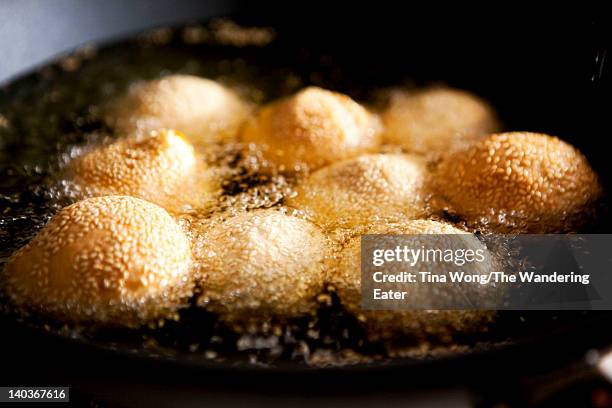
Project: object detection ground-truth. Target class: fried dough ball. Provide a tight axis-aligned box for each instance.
[195,209,330,327]
[382,87,500,155]
[105,75,250,144]
[329,220,497,343]
[240,87,381,171]
[286,154,428,229]
[4,196,193,327]
[71,129,216,212]
[433,132,601,232]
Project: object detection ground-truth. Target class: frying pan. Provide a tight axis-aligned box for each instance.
[1,1,610,405]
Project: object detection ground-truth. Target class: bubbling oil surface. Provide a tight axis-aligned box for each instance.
[0,21,603,368]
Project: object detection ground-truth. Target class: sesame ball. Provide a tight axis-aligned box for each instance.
[329,220,497,343]
[433,132,601,231]
[382,87,500,155]
[105,75,251,144]
[240,87,381,171]
[71,129,216,212]
[4,196,194,327]
[195,209,330,326]
[286,153,428,229]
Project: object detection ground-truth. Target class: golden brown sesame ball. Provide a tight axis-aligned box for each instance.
[329,220,496,343]
[105,75,251,144]
[195,209,330,326]
[240,87,381,171]
[382,87,500,155]
[433,132,601,232]
[71,129,216,212]
[4,196,193,327]
[286,153,428,229]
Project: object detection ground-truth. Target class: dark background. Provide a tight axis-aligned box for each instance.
[4,1,606,187]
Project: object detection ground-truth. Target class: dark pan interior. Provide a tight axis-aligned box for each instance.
[0,11,610,387]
